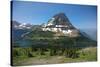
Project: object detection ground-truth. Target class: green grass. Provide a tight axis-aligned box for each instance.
[61,47,97,63]
[12,47,97,66]
[79,47,97,61]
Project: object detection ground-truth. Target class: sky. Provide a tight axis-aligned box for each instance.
[12,1,97,30]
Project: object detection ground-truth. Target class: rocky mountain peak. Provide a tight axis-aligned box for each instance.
[47,13,75,29]
[53,12,66,18]
[42,13,80,37]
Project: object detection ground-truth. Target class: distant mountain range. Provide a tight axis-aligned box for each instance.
[12,21,32,41]
[11,13,97,42]
[12,21,33,30]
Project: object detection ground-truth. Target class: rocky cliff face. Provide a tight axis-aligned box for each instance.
[42,13,80,37]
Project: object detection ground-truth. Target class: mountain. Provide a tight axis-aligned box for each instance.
[11,21,32,41]
[12,13,95,41]
[12,21,33,30]
[24,12,93,40]
[42,13,80,37]
[12,21,21,28]
[50,13,75,29]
